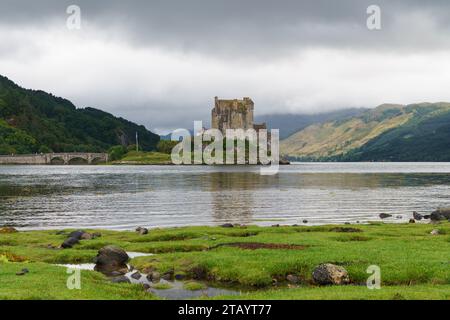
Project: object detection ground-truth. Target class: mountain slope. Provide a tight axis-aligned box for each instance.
[0,75,159,154]
[255,108,367,139]
[281,103,450,161]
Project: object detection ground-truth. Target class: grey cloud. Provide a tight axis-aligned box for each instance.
[2,0,450,58]
[2,0,450,132]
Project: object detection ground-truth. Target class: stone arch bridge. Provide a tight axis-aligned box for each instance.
[0,153,108,165]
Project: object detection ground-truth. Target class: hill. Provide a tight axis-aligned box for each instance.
[255,108,367,139]
[281,103,450,161]
[0,75,159,154]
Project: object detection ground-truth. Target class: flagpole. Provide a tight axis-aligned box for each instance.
[136,131,139,152]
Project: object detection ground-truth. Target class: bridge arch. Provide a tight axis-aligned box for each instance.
[67,157,89,165]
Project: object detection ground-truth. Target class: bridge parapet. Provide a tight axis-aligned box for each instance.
[0,153,108,165]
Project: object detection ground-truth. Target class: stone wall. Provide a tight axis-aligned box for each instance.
[211,97,254,132]
[0,153,108,165]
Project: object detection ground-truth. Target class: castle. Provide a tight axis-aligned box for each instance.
[211,97,266,133]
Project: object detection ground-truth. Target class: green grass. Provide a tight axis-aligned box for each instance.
[0,262,154,300]
[152,283,173,290]
[212,284,450,300]
[0,222,449,299]
[184,281,207,291]
[112,151,172,165]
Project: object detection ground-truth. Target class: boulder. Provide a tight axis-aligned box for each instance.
[142,284,151,290]
[0,227,18,233]
[147,271,161,282]
[286,274,300,284]
[81,233,94,240]
[413,211,423,221]
[68,230,86,240]
[130,271,142,280]
[312,264,349,285]
[379,213,392,219]
[162,271,173,280]
[430,229,440,235]
[110,275,131,284]
[61,237,79,248]
[136,227,148,235]
[409,219,416,223]
[94,245,129,275]
[430,208,450,221]
[16,268,29,276]
[220,223,234,228]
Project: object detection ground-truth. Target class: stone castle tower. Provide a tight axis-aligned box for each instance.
[211,97,266,132]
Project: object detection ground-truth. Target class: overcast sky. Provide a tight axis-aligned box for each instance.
[1,0,450,133]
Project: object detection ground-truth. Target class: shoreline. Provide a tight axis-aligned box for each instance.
[1,221,448,300]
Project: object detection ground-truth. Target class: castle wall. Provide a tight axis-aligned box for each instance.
[211,97,254,132]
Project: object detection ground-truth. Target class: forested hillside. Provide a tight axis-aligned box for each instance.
[0,75,159,154]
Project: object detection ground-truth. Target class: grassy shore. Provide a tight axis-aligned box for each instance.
[111,151,172,165]
[0,222,449,300]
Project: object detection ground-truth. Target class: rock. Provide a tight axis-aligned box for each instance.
[68,230,86,240]
[286,274,299,284]
[94,245,129,275]
[92,232,102,239]
[413,211,423,221]
[430,208,450,221]
[344,222,351,225]
[162,272,173,280]
[423,215,431,219]
[152,272,161,282]
[175,273,185,280]
[0,227,18,233]
[220,223,234,228]
[430,229,440,235]
[16,268,29,276]
[130,271,141,280]
[395,215,402,219]
[302,220,308,224]
[312,264,349,285]
[146,271,161,282]
[111,275,131,284]
[379,213,392,219]
[409,219,416,223]
[61,237,79,248]
[330,227,361,233]
[142,284,150,290]
[136,227,148,235]
[81,233,94,240]
[271,224,280,227]
[55,230,66,235]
